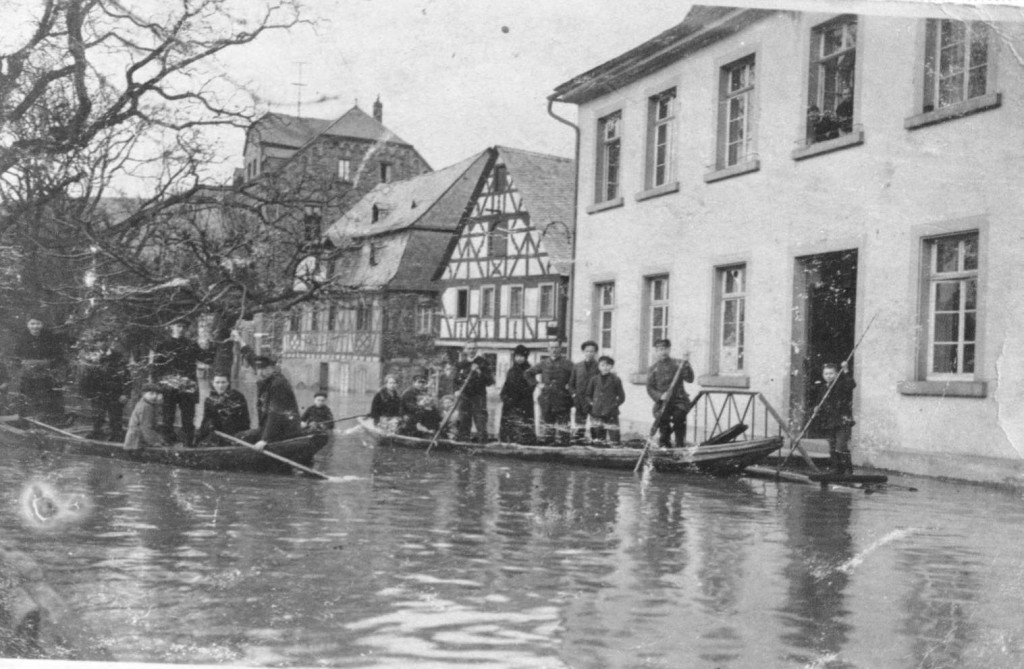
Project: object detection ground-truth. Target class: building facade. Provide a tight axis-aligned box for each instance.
[551,4,1024,483]
[433,147,575,383]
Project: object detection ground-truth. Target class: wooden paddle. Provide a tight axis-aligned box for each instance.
[633,358,690,473]
[427,366,476,454]
[23,417,88,441]
[214,431,332,480]
[321,413,366,427]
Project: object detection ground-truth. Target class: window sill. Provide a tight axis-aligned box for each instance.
[897,380,987,398]
[585,197,624,215]
[791,129,865,161]
[635,181,680,202]
[904,93,1001,130]
[703,159,760,184]
[698,374,750,389]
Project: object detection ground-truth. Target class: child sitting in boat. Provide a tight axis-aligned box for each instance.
[370,375,402,432]
[437,394,460,440]
[585,356,626,446]
[404,394,442,436]
[124,383,172,450]
[196,373,251,446]
[301,392,334,431]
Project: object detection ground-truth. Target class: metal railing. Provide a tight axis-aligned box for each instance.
[685,390,793,444]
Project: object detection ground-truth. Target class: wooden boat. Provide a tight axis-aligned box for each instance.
[356,417,781,476]
[744,465,889,489]
[0,417,329,475]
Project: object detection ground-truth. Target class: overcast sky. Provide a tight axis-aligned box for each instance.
[211,1,695,175]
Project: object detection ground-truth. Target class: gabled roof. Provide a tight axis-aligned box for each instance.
[325,150,494,290]
[248,105,413,150]
[495,146,576,273]
[550,5,774,105]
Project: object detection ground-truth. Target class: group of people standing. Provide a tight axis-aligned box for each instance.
[3,314,331,452]
[369,337,696,449]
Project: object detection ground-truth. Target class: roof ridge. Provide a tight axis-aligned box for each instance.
[494,145,573,162]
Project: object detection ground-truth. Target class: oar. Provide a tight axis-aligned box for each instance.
[633,359,690,473]
[23,417,87,441]
[427,367,476,454]
[321,413,366,427]
[780,313,878,470]
[214,431,332,480]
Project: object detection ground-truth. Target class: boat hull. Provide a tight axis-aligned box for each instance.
[0,420,328,474]
[357,418,781,476]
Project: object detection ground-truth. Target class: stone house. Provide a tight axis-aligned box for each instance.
[550,4,1024,483]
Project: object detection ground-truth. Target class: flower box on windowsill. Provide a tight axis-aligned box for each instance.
[585,196,624,215]
[703,159,760,184]
[897,380,987,398]
[904,93,1001,130]
[635,181,680,202]
[791,129,865,161]
[698,374,750,389]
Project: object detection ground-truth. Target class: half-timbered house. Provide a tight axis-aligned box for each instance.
[280,151,492,402]
[433,146,575,383]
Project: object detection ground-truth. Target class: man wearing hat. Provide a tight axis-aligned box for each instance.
[568,340,600,440]
[231,330,302,450]
[646,339,694,448]
[150,317,214,447]
[13,314,67,421]
[124,383,172,450]
[453,341,495,442]
[528,340,575,446]
[499,344,536,444]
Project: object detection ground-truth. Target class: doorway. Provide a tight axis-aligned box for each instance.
[790,249,858,437]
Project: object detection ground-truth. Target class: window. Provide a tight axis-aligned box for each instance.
[372,205,389,223]
[481,286,496,318]
[926,233,978,378]
[327,303,338,332]
[379,162,392,183]
[644,275,670,363]
[303,205,322,242]
[807,16,857,144]
[309,305,320,332]
[338,159,352,181]
[716,266,746,374]
[718,57,756,168]
[595,282,615,350]
[368,242,380,266]
[509,286,524,317]
[416,304,435,335]
[924,20,989,112]
[289,309,301,332]
[595,111,622,203]
[538,284,555,319]
[493,164,509,192]
[456,288,469,319]
[355,303,372,331]
[488,221,507,257]
[647,88,676,188]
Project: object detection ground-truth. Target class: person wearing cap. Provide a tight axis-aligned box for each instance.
[499,344,536,444]
[528,340,575,446]
[150,317,214,447]
[568,340,600,441]
[124,383,172,450]
[399,370,430,435]
[646,338,694,448]
[13,314,68,422]
[300,392,334,432]
[230,330,302,450]
[454,341,494,442]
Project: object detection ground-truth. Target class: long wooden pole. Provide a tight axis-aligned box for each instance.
[633,358,689,473]
[23,417,87,441]
[215,431,332,480]
[427,368,476,454]
[780,313,878,469]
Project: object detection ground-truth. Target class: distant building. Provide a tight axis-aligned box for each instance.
[550,4,1024,483]
[282,151,492,399]
[433,146,575,383]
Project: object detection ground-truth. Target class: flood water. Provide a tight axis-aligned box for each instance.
[3,408,1024,667]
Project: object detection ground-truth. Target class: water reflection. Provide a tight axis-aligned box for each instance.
[2,433,1024,667]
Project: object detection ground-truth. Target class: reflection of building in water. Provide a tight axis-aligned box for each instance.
[778,487,854,664]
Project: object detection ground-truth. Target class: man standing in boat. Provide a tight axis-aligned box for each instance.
[568,340,600,441]
[12,315,68,423]
[528,340,575,446]
[231,330,302,450]
[150,317,214,447]
[454,341,494,443]
[646,339,694,448]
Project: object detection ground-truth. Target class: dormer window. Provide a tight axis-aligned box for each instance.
[379,163,392,183]
[338,159,353,181]
[372,205,390,223]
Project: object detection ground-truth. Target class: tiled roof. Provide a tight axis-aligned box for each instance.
[496,146,576,274]
[250,106,412,149]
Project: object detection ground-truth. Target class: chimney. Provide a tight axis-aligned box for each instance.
[373,95,383,123]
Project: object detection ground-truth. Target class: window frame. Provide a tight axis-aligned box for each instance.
[455,288,470,320]
[805,15,858,146]
[379,162,392,183]
[309,305,320,332]
[717,55,757,170]
[924,19,991,113]
[924,232,979,380]
[355,302,373,332]
[327,303,338,332]
[538,283,556,320]
[416,303,435,335]
[338,158,352,181]
[646,88,677,189]
[714,265,747,375]
[508,284,525,318]
[303,204,323,243]
[481,285,496,318]
[594,282,615,352]
[641,275,670,366]
[595,110,622,204]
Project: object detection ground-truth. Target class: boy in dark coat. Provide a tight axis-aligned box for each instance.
[568,340,600,441]
[151,318,214,447]
[528,341,574,445]
[499,345,536,444]
[370,375,402,429]
[814,361,857,474]
[196,372,251,445]
[301,392,334,431]
[585,356,626,445]
[454,342,495,443]
[80,336,131,441]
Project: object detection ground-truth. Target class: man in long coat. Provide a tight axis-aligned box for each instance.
[13,315,67,422]
[646,339,694,448]
[568,340,600,440]
[151,317,214,447]
[454,342,494,442]
[528,341,575,445]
